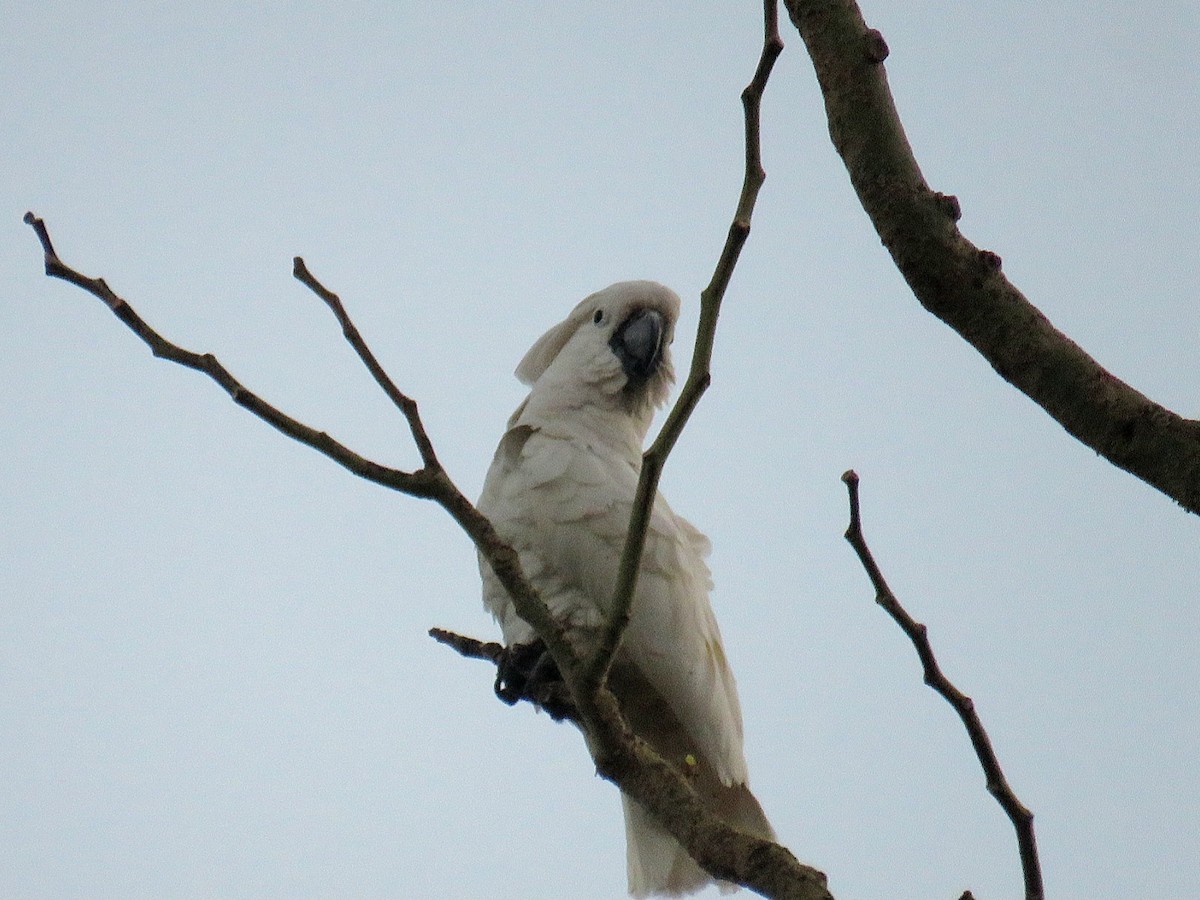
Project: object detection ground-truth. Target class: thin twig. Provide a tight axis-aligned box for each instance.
[585,0,786,691]
[292,257,441,471]
[840,470,1044,900]
[428,627,505,664]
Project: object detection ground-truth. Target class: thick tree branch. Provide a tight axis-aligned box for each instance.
[585,688,830,900]
[841,470,1043,900]
[785,0,1200,514]
[586,0,786,692]
[430,626,832,900]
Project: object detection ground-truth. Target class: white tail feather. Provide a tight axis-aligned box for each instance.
[623,795,724,897]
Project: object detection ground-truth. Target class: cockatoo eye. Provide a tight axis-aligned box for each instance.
[593,309,604,325]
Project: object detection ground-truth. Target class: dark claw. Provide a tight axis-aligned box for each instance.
[494,639,576,722]
[494,639,548,704]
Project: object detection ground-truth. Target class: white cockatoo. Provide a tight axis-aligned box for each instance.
[477,281,774,897]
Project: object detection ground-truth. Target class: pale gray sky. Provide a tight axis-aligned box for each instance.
[2,3,1198,898]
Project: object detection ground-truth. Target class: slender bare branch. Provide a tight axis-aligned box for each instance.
[840,470,1044,900]
[784,1,1200,514]
[563,13,835,893]
[292,257,441,471]
[586,0,786,691]
[428,627,505,665]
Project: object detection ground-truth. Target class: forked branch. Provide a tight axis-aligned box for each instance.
[841,470,1044,900]
[428,624,832,900]
[23,214,435,494]
[21,211,573,674]
[25,7,822,894]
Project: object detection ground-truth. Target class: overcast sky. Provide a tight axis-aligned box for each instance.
[3,3,1198,899]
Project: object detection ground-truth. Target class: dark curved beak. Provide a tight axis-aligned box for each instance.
[609,308,664,382]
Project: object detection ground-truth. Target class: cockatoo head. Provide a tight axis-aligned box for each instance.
[510,281,680,437]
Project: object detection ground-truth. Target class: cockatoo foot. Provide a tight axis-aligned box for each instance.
[494,639,575,721]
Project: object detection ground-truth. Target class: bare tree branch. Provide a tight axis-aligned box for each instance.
[841,470,1044,900]
[23,214,438,496]
[292,256,441,470]
[586,0,787,692]
[428,627,505,665]
[785,0,1200,514]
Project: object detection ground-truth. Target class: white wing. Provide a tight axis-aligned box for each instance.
[479,423,748,787]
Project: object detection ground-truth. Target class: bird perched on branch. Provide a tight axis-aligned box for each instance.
[477,281,774,897]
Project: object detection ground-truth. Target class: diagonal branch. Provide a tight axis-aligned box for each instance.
[840,470,1044,900]
[292,257,441,471]
[784,0,1200,514]
[585,0,786,692]
[430,626,833,900]
[24,13,825,890]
